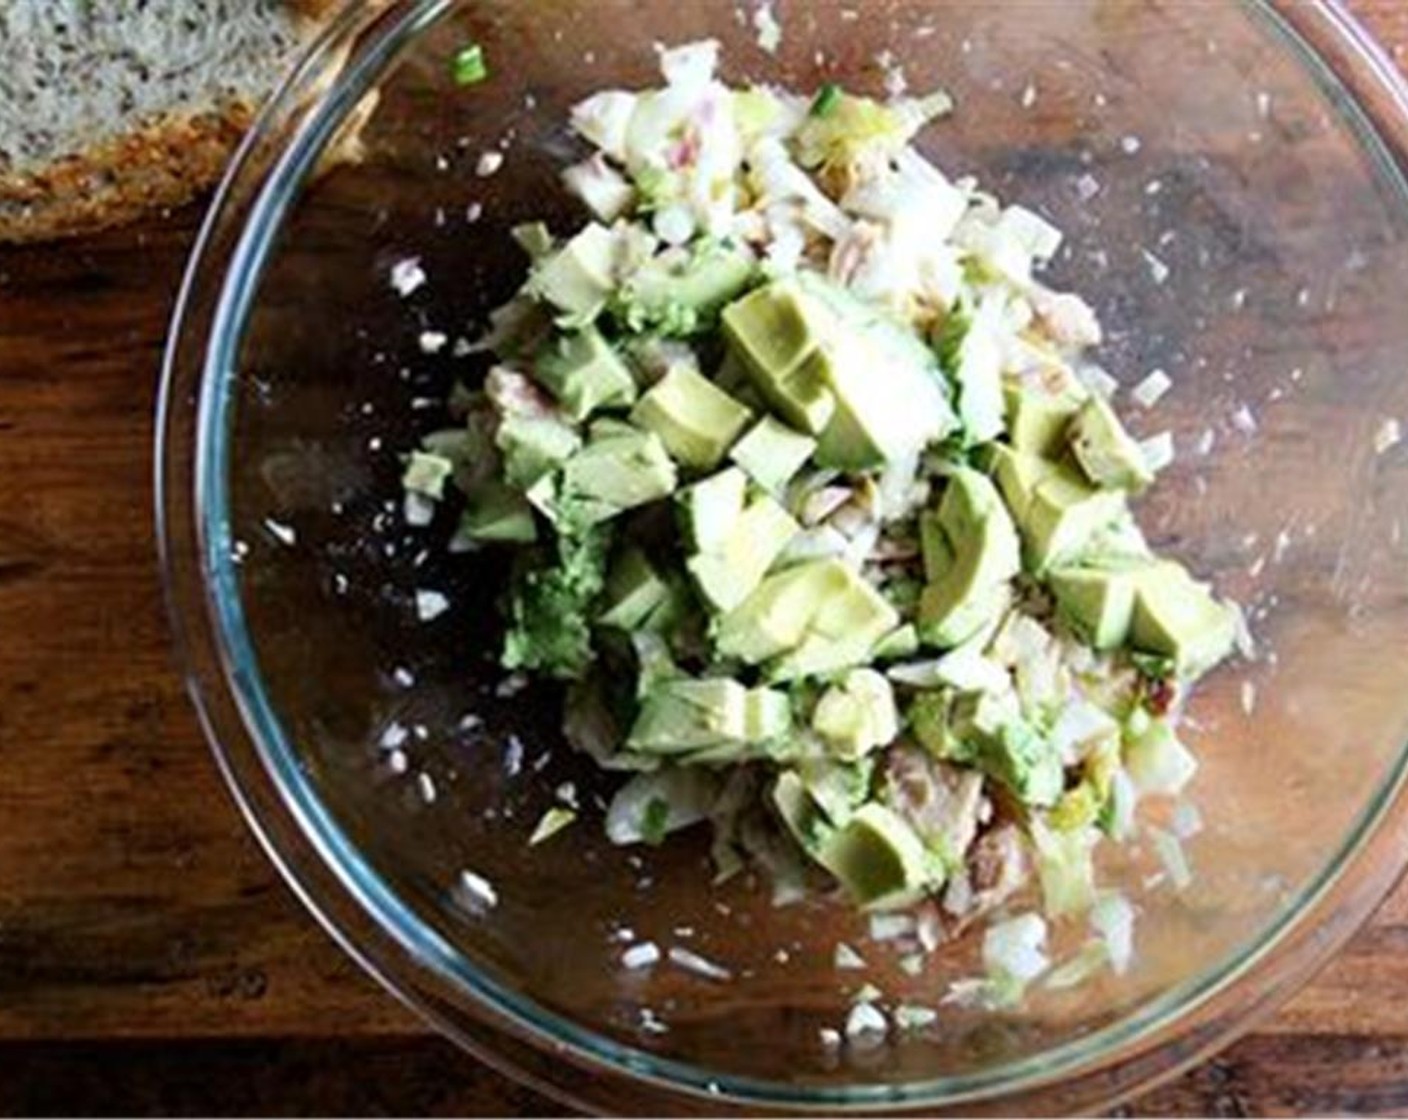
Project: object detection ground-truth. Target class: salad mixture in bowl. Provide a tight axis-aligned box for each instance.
[404,39,1240,1007]
[159,1,1408,1112]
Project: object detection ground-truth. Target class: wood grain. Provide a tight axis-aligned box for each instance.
[1,2,1407,1114]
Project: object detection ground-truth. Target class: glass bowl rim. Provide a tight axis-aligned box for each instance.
[155,0,1408,1111]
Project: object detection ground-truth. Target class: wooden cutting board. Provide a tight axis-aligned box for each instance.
[2,3,1407,1114]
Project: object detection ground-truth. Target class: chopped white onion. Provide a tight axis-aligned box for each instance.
[982,912,1049,983]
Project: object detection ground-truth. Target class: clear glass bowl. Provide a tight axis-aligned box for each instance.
[157,1,1408,1112]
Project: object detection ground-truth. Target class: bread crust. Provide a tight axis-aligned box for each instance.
[0,2,343,244]
[0,102,257,244]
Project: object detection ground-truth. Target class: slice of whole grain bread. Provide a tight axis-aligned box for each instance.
[0,0,338,243]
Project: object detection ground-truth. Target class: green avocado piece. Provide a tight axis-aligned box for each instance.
[985,443,1058,524]
[816,802,932,909]
[1023,466,1129,573]
[949,692,1064,807]
[722,283,836,434]
[529,222,617,320]
[458,483,537,544]
[1048,564,1143,650]
[807,337,895,469]
[630,365,753,471]
[597,548,670,629]
[767,566,900,682]
[1130,561,1237,679]
[1069,394,1155,492]
[916,469,1021,648]
[935,469,1018,575]
[714,558,898,680]
[618,244,757,335]
[872,623,919,661]
[495,415,582,490]
[908,691,966,761]
[795,274,955,469]
[919,509,955,583]
[402,450,455,499]
[1004,381,1085,458]
[743,685,793,742]
[919,578,1014,650]
[560,425,677,513]
[534,327,638,420]
[714,560,832,664]
[729,415,817,494]
[627,678,748,754]
[812,668,899,759]
[986,722,1064,807]
[686,490,799,612]
[771,769,832,852]
[796,757,875,828]
[678,467,747,553]
[627,676,791,758]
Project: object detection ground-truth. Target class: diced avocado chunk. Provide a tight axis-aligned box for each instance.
[919,578,1014,650]
[934,469,1020,583]
[714,558,898,681]
[806,337,896,469]
[617,244,757,335]
[1048,564,1143,650]
[919,509,954,583]
[628,678,748,753]
[686,490,800,612]
[1069,394,1154,492]
[767,568,900,682]
[529,222,617,320]
[627,677,791,756]
[812,668,899,759]
[458,483,537,544]
[982,718,1064,807]
[534,327,638,420]
[916,469,1021,649]
[560,424,677,515]
[872,623,919,661]
[598,548,670,629]
[511,221,556,260]
[787,275,954,470]
[402,450,455,499]
[949,691,1063,807]
[795,757,875,827]
[985,443,1058,524]
[816,802,932,909]
[744,686,793,742]
[772,769,831,852]
[678,466,747,553]
[722,283,836,434]
[1004,381,1085,458]
[715,560,831,664]
[630,365,753,470]
[1129,561,1237,679]
[729,416,816,494]
[496,415,582,489]
[1021,466,1128,573]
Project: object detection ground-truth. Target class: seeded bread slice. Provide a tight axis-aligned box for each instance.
[0,1,338,243]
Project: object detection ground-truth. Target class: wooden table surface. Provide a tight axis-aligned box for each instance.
[4,3,1408,1115]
